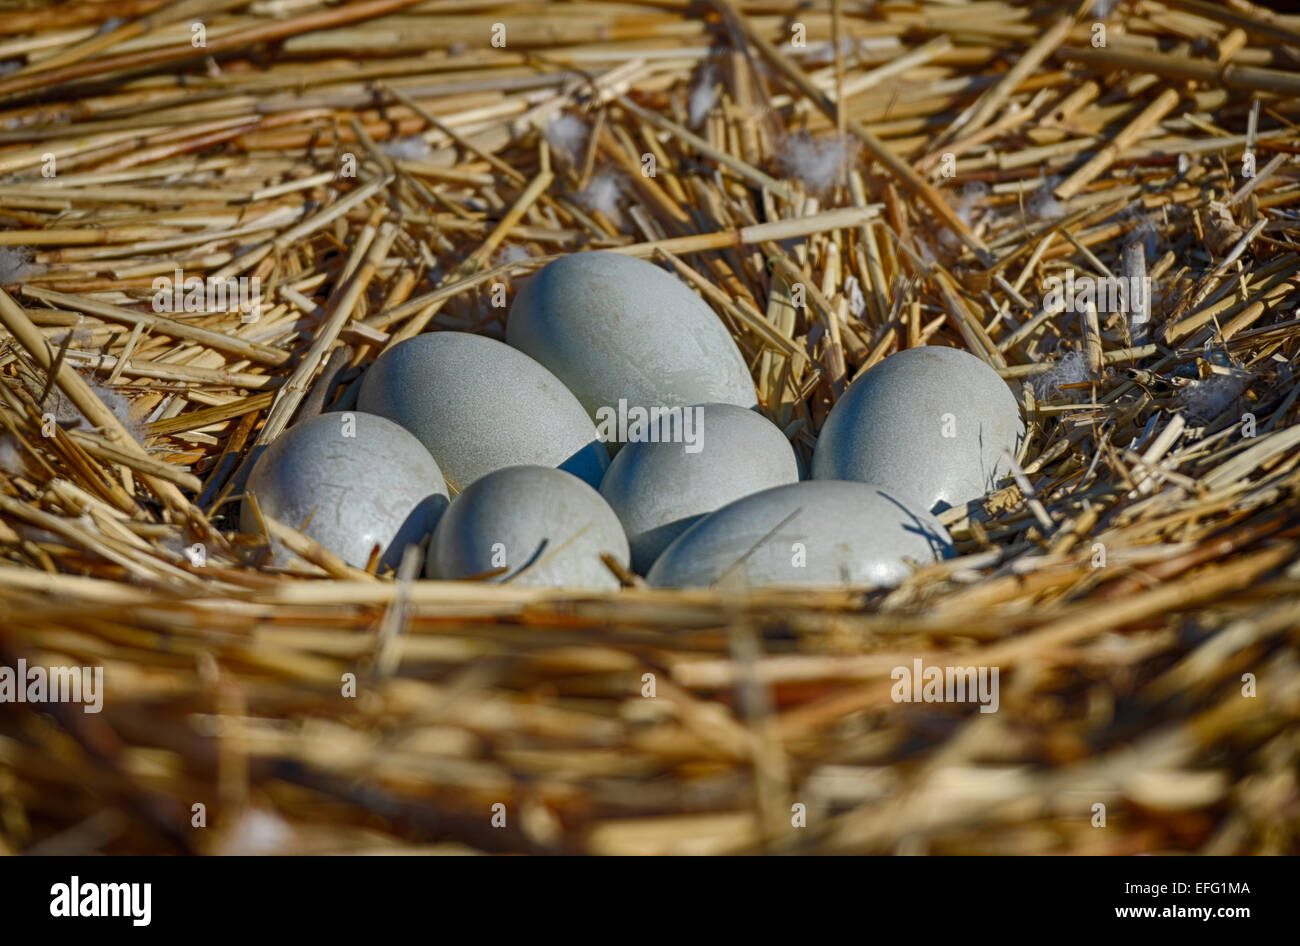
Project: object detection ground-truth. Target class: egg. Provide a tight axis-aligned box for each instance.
[646,481,953,588]
[506,252,758,434]
[812,346,1023,512]
[357,331,609,491]
[598,402,800,573]
[427,465,629,590]
[242,411,449,569]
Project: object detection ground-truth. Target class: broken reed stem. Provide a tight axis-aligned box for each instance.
[1055,87,1182,200]
[259,217,398,445]
[1057,44,1300,96]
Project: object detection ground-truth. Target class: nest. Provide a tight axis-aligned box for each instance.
[1,0,1298,855]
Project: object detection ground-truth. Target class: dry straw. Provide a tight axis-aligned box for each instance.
[0,0,1298,855]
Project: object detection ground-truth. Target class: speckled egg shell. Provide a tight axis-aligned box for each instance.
[812,346,1024,512]
[506,251,758,425]
[427,465,629,590]
[356,332,609,491]
[646,480,953,589]
[598,403,800,573]
[242,411,449,570]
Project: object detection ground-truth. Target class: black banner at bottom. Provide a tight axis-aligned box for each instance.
[0,855,1279,934]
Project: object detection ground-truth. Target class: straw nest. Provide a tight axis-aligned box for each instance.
[1,0,1298,855]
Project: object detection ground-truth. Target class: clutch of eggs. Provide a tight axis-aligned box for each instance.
[243,252,1022,588]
